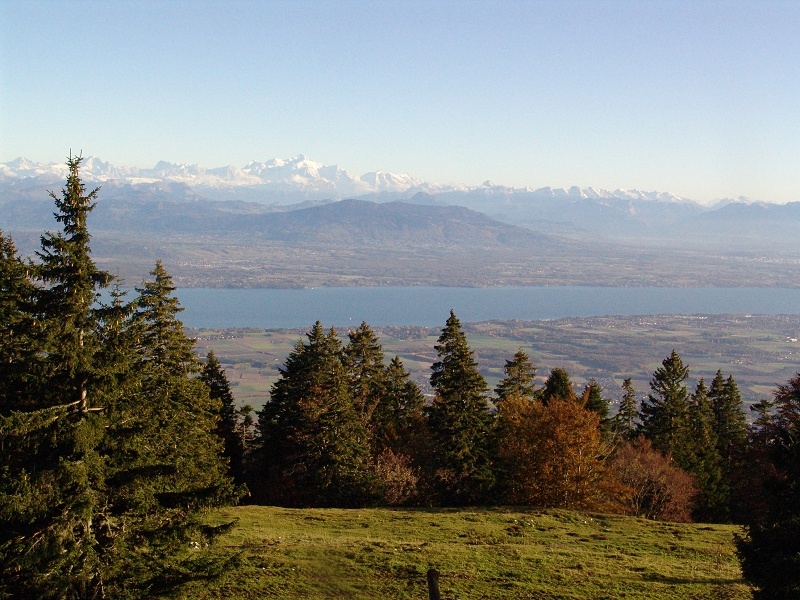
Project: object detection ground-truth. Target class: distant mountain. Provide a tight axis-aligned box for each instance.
[4,155,800,252]
[0,155,696,206]
[0,155,428,200]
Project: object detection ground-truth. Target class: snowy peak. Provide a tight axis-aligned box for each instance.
[1,155,696,205]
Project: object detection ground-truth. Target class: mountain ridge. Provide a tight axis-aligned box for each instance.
[0,155,699,205]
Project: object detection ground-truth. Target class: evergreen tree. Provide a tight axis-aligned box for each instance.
[540,367,575,405]
[494,348,537,403]
[202,351,246,484]
[684,379,726,521]
[343,321,387,429]
[708,370,748,464]
[737,374,800,598]
[427,310,494,505]
[374,356,426,456]
[0,162,241,598]
[0,231,39,411]
[581,378,610,437]
[100,262,239,595]
[612,378,639,441]
[638,350,690,456]
[0,157,114,598]
[253,323,378,507]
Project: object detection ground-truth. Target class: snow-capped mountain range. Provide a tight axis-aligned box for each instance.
[0,155,697,204]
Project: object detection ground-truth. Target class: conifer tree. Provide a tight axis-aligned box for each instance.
[494,348,537,402]
[101,262,239,595]
[202,350,246,484]
[581,378,610,437]
[0,162,241,598]
[684,379,726,521]
[0,231,39,410]
[0,157,114,598]
[612,378,639,440]
[737,374,800,598]
[638,350,690,456]
[427,310,494,505]
[343,321,387,428]
[708,371,748,465]
[374,355,426,456]
[540,367,575,405]
[253,323,378,507]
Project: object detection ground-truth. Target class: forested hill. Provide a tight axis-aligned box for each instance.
[4,194,554,250]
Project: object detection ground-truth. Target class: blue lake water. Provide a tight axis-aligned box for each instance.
[173,286,800,329]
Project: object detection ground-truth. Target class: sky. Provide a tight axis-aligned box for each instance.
[2,0,799,203]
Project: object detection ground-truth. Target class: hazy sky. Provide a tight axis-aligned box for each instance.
[2,0,799,203]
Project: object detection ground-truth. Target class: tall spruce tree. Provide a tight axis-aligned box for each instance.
[253,323,378,507]
[684,379,726,521]
[202,351,246,485]
[100,262,239,596]
[1,162,241,599]
[373,355,426,457]
[581,378,610,437]
[708,371,748,464]
[0,231,39,410]
[540,367,575,405]
[495,348,537,403]
[612,378,639,440]
[737,374,800,598]
[426,310,494,505]
[638,350,690,456]
[343,322,387,429]
[0,157,114,598]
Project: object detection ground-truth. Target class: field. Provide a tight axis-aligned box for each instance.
[192,313,800,413]
[176,505,749,599]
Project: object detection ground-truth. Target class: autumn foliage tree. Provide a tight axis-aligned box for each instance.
[495,394,625,511]
[608,436,697,522]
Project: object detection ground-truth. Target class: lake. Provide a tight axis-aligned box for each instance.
[173,286,800,329]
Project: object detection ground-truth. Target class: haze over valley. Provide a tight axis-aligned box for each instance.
[3,155,799,288]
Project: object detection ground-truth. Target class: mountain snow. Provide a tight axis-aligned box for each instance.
[0,155,695,204]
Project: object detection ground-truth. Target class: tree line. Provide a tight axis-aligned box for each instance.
[2,158,799,598]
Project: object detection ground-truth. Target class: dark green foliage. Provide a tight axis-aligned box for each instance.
[253,323,378,507]
[344,321,387,430]
[0,232,39,411]
[426,310,494,505]
[0,157,114,598]
[638,350,690,456]
[581,378,610,437]
[708,371,748,464]
[540,366,575,405]
[737,374,800,598]
[202,351,246,484]
[612,378,639,440]
[374,355,426,457]
[494,348,537,402]
[0,159,240,599]
[683,379,726,521]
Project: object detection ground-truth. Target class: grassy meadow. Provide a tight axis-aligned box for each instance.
[177,505,750,599]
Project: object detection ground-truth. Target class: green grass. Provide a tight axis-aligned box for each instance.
[175,506,750,599]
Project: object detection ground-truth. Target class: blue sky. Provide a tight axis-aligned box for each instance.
[2,0,799,203]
